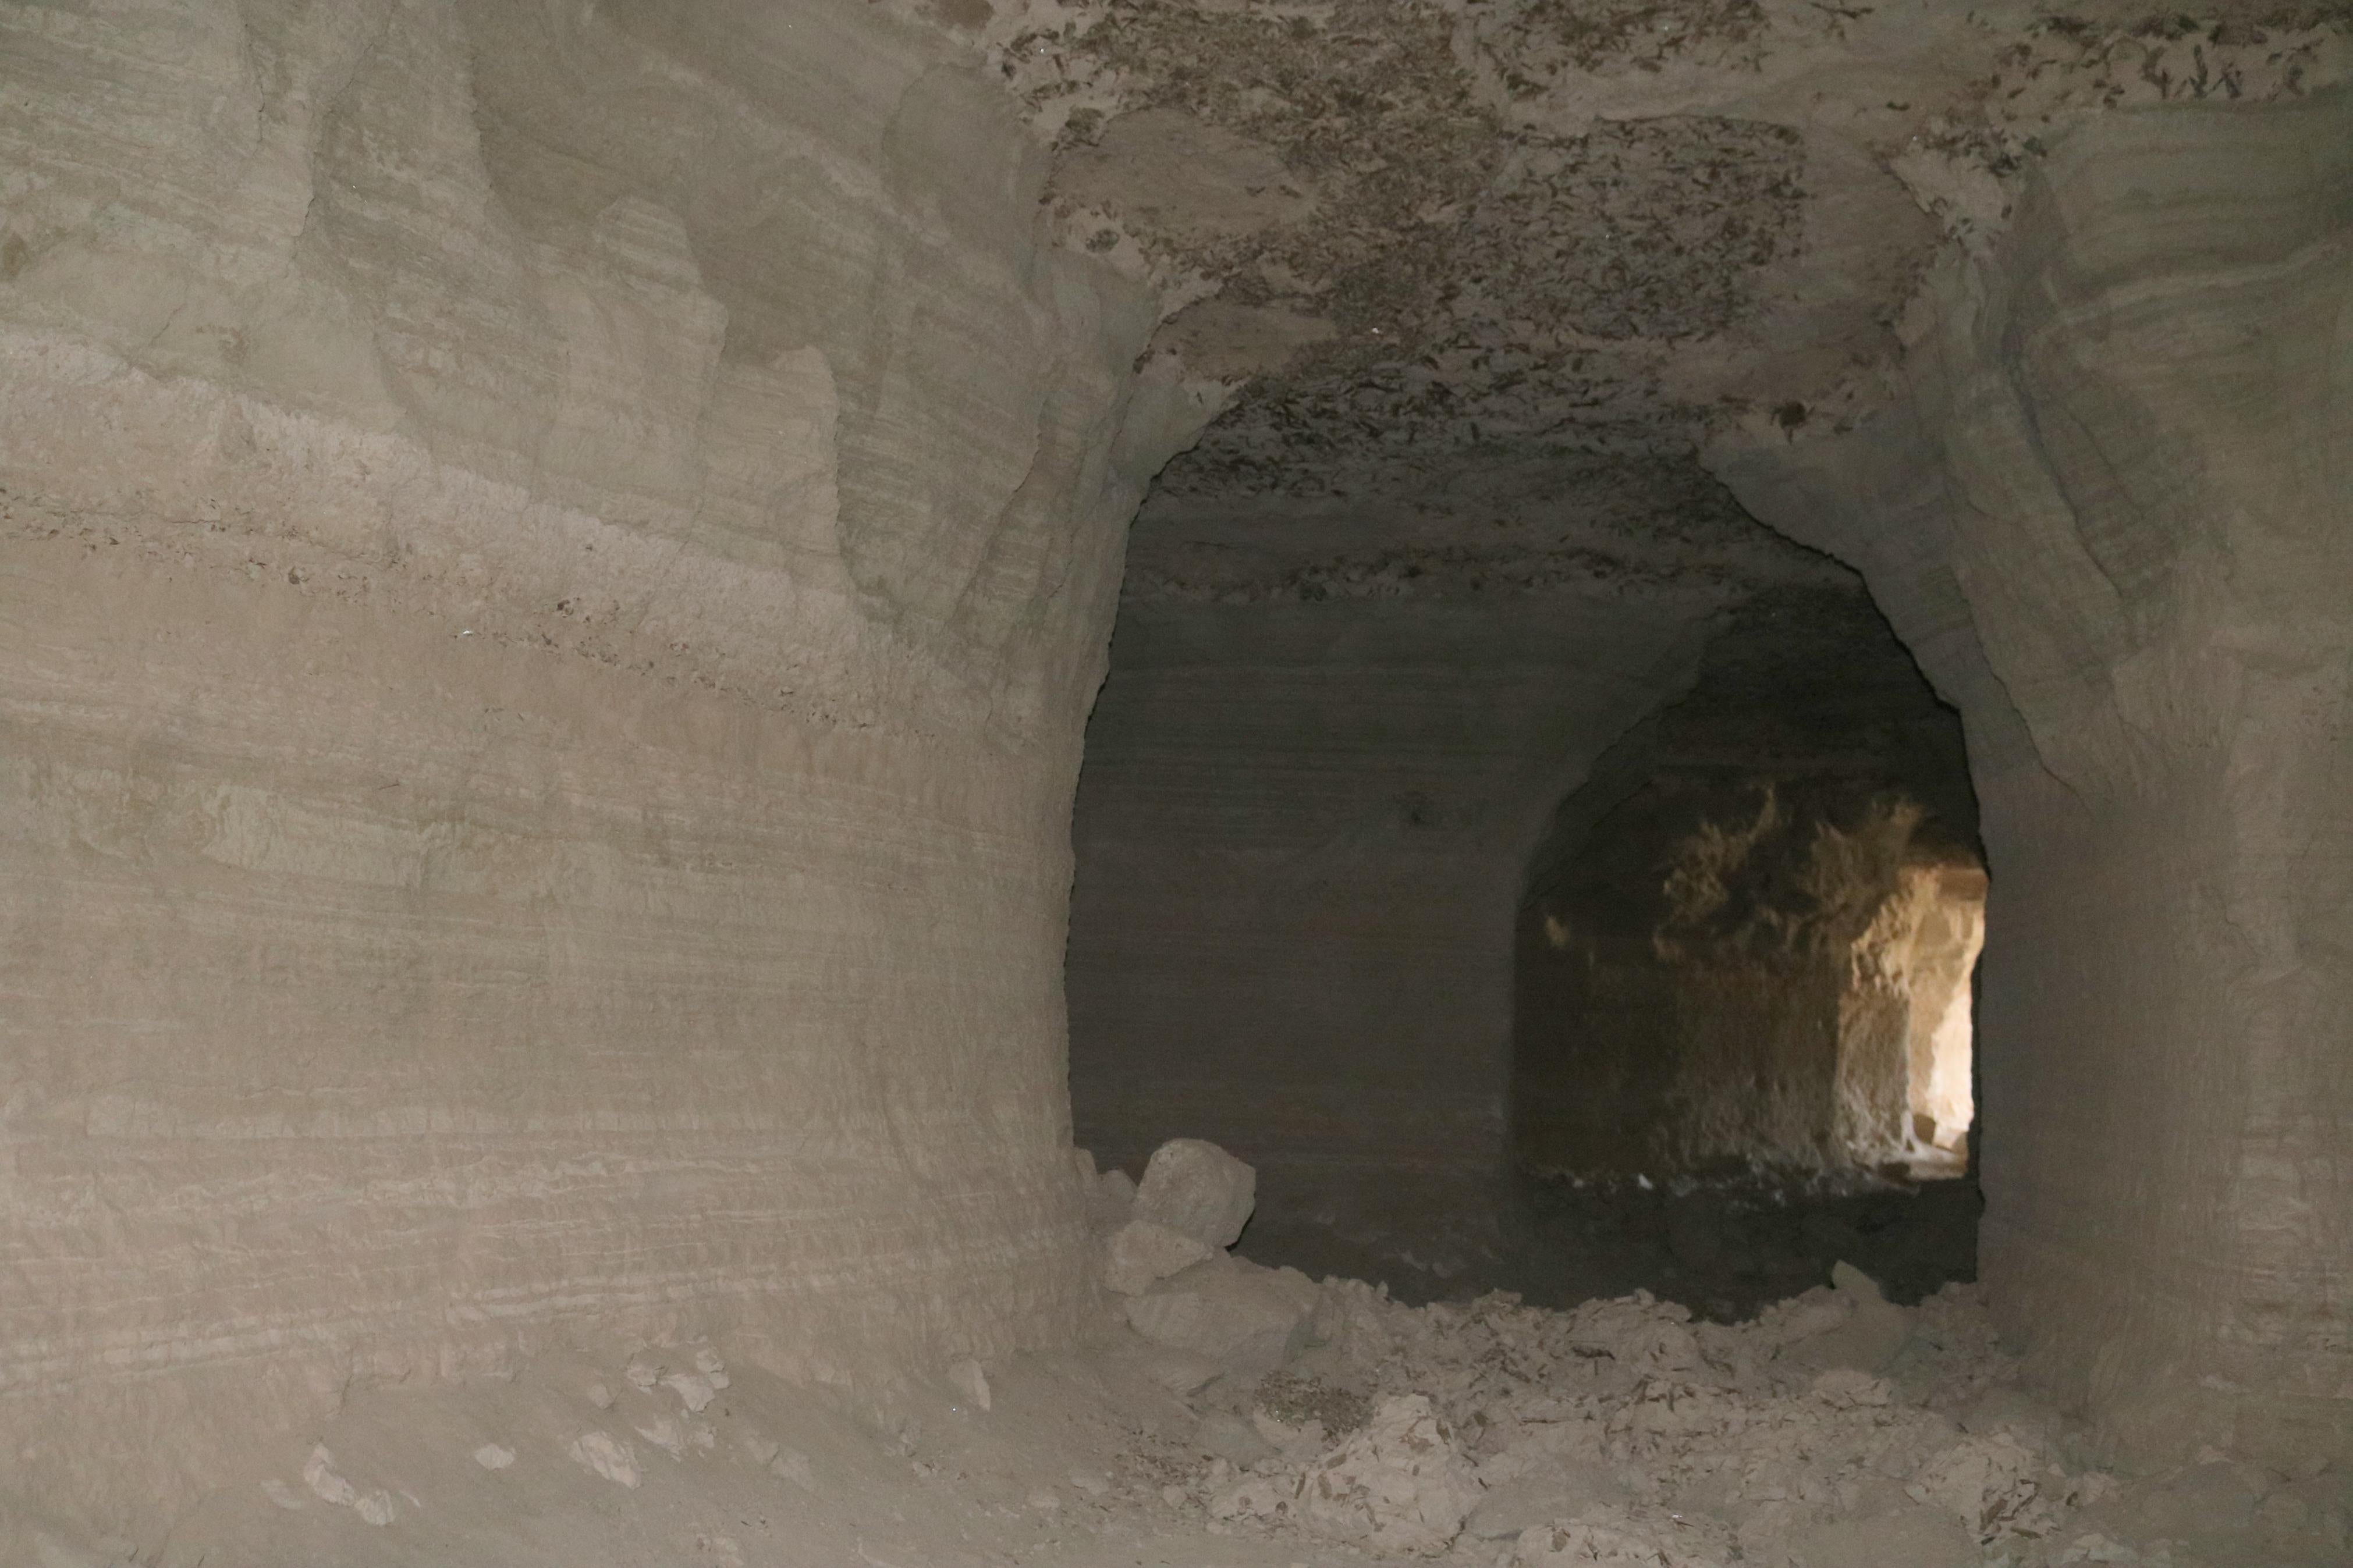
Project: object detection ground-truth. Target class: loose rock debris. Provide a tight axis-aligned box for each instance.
[112,1139,2349,1568]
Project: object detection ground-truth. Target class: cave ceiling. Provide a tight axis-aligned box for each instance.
[890,0,2352,604]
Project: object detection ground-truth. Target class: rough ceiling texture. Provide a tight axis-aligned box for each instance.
[881,0,2353,600]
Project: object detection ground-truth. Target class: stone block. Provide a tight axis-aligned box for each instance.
[1124,1255,1314,1375]
[1102,1218,1215,1296]
[1133,1138,1257,1249]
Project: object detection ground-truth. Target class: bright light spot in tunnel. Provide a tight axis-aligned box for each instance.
[1884,861,1985,1178]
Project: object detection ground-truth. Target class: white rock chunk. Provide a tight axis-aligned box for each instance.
[1132,1138,1257,1248]
[662,1370,718,1412]
[636,1414,688,1459]
[1102,1218,1215,1295]
[472,1443,516,1471]
[1124,1254,1316,1375]
[301,1445,359,1507]
[296,1443,395,1526]
[947,1356,992,1411]
[569,1430,641,1488]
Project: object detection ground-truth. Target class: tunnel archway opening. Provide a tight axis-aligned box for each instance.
[1504,587,1986,1314]
[1514,784,1986,1183]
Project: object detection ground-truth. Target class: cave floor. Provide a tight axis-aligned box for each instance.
[110,1263,2344,1568]
[1239,1169,1985,1323]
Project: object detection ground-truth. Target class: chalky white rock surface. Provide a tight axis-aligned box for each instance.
[1131,1139,1259,1250]
[1101,1219,1216,1296]
[0,0,1209,1525]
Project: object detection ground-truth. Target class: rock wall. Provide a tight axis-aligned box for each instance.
[0,0,1197,1522]
[1066,595,1711,1249]
[1718,90,2353,1466]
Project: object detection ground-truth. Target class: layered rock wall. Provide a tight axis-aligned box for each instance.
[0,0,1193,1520]
[1720,90,2353,1464]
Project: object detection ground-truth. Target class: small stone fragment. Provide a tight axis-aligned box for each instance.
[636,1414,688,1459]
[663,1370,718,1412]
[473,1443,517,1471]
[353,1489,397,1527]
[302,1445,359,1507]
[570,1430,641,1488]
[948,1356,992,1411]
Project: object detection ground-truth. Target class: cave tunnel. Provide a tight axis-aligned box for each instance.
[1065,471,1999,1315]
[2,1,2350,1560]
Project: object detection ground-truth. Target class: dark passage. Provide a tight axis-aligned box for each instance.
[1068,485,1989,1316]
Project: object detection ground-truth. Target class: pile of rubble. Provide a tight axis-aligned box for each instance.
[1078,1140,2350,1568]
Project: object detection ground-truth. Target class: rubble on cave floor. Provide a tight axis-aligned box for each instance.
[88,1140,2350,1568]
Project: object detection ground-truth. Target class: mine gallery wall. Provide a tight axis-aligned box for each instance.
[1722,90,2353,1468]
[0,0,1207,1516]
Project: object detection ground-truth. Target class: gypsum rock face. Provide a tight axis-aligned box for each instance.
[0,0,1211,1528]
[1713,86,2353,1469]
